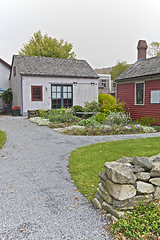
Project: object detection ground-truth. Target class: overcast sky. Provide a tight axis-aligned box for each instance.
[0,0,160,68]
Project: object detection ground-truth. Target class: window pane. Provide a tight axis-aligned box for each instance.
[136,83,144,104]
[68,93,72,99]
[57,92,61,99]
[52,93,56,99]
[151,90,160,103]
[63,92,67,98]
[57,86,61,92]
[68,86,72,92]
[52,86,56,92]
[63,86,67,92]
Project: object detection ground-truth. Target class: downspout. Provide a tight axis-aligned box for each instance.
[21,75,23,115]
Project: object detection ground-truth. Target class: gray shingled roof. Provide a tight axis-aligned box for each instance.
[13,55,98,79]
[115,56,160,81]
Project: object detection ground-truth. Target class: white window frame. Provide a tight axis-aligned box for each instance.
[135,82,145,105]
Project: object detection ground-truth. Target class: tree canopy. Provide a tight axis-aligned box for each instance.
[18,30,76,59]
[147,42,160,57]
[109,61,131,80]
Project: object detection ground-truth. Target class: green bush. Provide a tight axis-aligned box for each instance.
[83,101,99,112]
[95,112,107,123]
[140,115,159,126]
[43,108,80,123]
[0,88,13,103]
[38,109,46,117]
[98,93,116,107]
[99,99,125,116]
[79,115,100,127]
[71,105,84,113]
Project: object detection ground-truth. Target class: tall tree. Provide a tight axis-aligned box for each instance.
[18,30,76,59]
[109,61,131,80]
[147,42,160,57]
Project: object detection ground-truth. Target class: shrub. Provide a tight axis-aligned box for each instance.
[83,101,99,112]
[104,111,132,125]
[0,88,13,103]
[71,105,84,113]
[44,108,80,123]
[79,115,100,127]
[95,112,107,123]
[99,99,125,115]
[139,115,159,126]
[98,93,116,107]
[38,109,46,117]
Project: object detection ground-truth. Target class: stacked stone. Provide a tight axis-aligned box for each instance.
[94,154,160,219]
[28,110,40,119]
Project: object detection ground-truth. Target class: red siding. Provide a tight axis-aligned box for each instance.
[117,79,160,124]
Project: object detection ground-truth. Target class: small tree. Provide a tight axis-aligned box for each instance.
[0,88,13,103]
[109,61,131,80]
[19,30,76,59]
[148,42,160,57]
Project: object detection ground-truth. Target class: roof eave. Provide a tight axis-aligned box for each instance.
[115,73,160,83]
[20,73,99,79]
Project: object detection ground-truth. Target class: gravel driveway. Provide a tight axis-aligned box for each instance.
[0,116,160,240]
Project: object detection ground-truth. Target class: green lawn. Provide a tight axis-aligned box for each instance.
[0,130,6,149]
[69,137,160,200]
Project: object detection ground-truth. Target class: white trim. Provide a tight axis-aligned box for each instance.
[134,81,145,105]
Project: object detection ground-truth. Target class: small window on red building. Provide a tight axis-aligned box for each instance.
[31,86,43,101]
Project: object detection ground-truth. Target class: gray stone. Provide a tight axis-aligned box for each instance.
[116,156,133,164]
[96,192,103,204]
[102,202,126,219]
[133,156,152,171]
[113,194,153,210]
[150,163,160,177]
[92,198,102,209]
[135,172,150,182]
[105,178,136,201]
[104,162,137,184]
[149,178,160,186]
[152,156,160,163]
[98,172,107,182]
[97,186,113,205]
[136,181,155,194]
[130,165,145,173]
[106,214,118,223]
[154,187,160,200]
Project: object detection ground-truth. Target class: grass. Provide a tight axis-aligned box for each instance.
[69,137,160,200]
[0,130,6,149]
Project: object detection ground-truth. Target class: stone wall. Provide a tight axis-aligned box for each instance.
[94,154,160,219]
[28,110,40,119]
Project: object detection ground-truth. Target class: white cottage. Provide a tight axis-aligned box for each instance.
[10,55,98,115]
[0,58,11,110]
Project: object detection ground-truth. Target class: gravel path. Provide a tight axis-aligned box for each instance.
[0,116,160,240]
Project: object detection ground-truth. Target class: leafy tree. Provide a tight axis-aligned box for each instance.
[18,30,76,59]
[109,61,131,80]
[148,41,160,57]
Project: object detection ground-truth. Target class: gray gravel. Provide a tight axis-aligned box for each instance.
[0,116,160,240]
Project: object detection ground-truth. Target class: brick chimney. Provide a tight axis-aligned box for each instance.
[137,40,148,60]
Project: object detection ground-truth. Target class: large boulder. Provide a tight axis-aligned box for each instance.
[135,172,150,182]
[104,162,137,184]
[150,162,160,177]
[149,178,160,186]
[136,181,155,194]
[105,178,136,201]
[133,156,152,171]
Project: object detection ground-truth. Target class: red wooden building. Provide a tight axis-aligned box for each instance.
[115,40,160,123]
